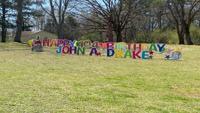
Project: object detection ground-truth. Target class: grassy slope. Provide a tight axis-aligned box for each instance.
[0,43,200,113]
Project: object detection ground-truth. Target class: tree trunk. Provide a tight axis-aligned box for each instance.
[106,22,113,42]
[99,31,103,41]
[158,14,162,30]
[1,0,6,42]
[116,31,123,42]
[185,25,193,45]
[57,24,64,39]
[176,24,185,44]
[15,0,23,43]
[199,20,200,27]
[177,29,185,44]
[107,31,113,42]
[177,32,185,44]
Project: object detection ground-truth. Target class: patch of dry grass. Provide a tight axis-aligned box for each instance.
[0,43,200,113]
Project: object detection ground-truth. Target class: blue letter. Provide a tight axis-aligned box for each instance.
[107,49,115,57]
[142,51,150,59]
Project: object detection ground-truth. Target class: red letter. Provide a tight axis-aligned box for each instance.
[133,50,141,59]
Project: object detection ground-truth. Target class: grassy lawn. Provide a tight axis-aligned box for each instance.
[0,43,200,113]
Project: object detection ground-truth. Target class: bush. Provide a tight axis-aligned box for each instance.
[151,29,179,44]
[191,26,200,45]
[151,25,200,45]
[131,29,179,44]
[132,33,154,43]
[80,32,106,42]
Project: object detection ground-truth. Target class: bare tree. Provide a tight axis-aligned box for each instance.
[151,0,167,30]
[167,0,200,45]
[39,0,75,39]
[80,0,138,42]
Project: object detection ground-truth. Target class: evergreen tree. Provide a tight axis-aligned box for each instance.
[0,0,12,42]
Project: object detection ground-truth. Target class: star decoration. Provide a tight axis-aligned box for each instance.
[149,51,154,55]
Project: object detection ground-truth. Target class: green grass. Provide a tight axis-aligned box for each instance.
[0,43,200,113]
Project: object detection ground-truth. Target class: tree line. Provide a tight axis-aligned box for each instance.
[0,0,200,45]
